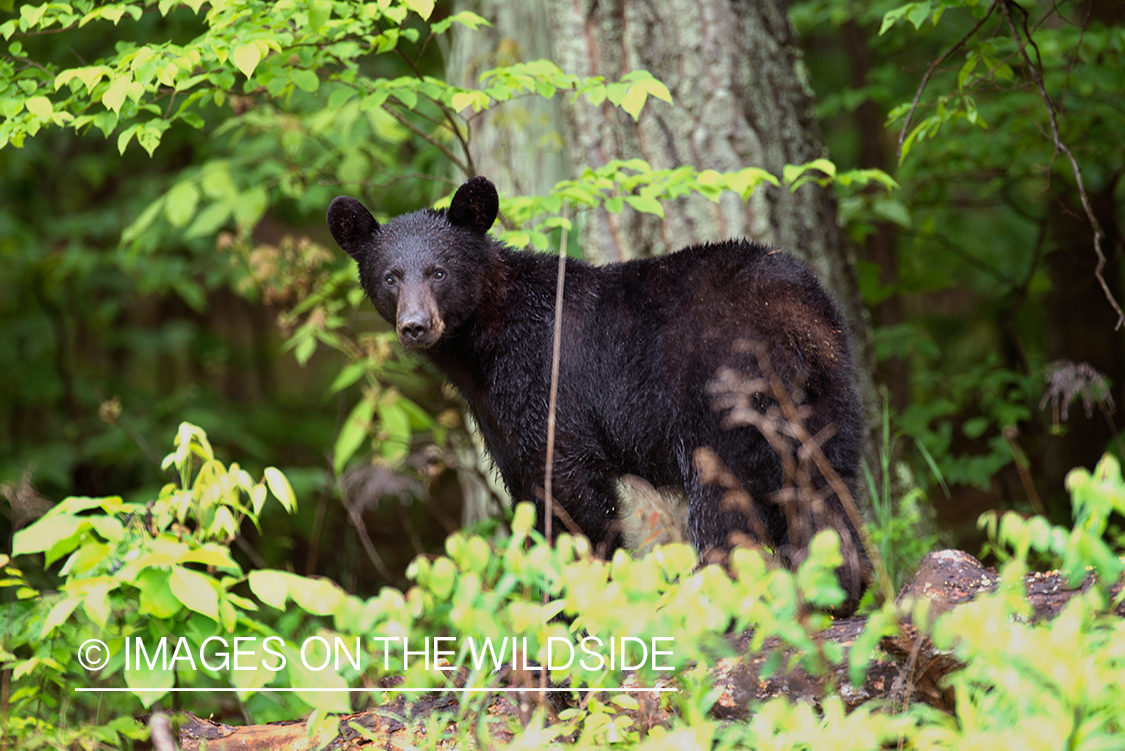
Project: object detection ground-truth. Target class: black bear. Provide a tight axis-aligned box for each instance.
[328,176,868,613]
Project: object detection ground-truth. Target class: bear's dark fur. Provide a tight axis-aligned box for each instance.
[328,176,868,613]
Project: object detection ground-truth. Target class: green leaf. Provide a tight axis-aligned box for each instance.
[291,69,320,93]
[183,202,231,239]
[624,195,664,218]
[41,596,81,636]
[117,123,139,155]
[249,569,293,609]
[328,362,365,395]
[309,0,332,31]
[907,1,932,29]
[286,646,352,712]
[24,95,52,118]
[333,394,376,474]
[92,110,117,138]
[169,565,219,620]
[378,399,411,452]
[102,76,130,114]
[233,43,261,79]
[123,197,164,244]
[164,182,200,228]
[963,416,989,439]
[234,186,268,229]
[879,4,911,35]
[402,0,434,20]
[621,85,647,120]
[264,467,297,513]
[125,648,173,708]
[136,569,184,618]
[431,11,490,35]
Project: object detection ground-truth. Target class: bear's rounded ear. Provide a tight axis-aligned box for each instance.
[448,176,498,235]
[327,196,379,260]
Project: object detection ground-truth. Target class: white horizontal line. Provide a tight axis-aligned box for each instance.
[75,687,677,693]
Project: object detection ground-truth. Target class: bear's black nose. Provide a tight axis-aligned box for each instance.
[398,318,429,343]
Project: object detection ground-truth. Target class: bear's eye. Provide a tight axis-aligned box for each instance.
[384,274,396,287]
[433,268,446,281]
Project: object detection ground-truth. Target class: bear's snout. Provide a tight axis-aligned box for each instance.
[397,314,432,348]
[395,301,444,349]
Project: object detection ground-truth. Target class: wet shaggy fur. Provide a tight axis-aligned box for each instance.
[328,176,868,614]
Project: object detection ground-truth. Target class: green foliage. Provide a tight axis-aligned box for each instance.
[2,422,305,745]
[926,455,1125,749]
[864,393,945,591]
[9,425,1125,749]
[796,0,1125,520]
[981,454,1125,589]
[2,425,887,747]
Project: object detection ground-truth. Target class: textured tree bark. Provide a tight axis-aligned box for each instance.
[445,0,571,196]
[449,0,880,502]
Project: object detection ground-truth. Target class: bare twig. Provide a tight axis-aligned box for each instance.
[710,342,895,607]
[1001,425,1047,517]
[380,102,470,176]
[393,46,476,178]
[336,475,394,581]
[539,206,570,697]
[896,0,999,160]
[1000,0,1125,329]
[544,208,569,549]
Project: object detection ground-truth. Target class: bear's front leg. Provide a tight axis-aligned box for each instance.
[521,469,623,558]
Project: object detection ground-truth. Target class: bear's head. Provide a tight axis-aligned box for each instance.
[327,176,499,350]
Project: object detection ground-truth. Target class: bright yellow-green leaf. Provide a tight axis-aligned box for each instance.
[125,649,173,707]
[169,565,219,620]
[429,557,457,598]
[249,569,292,609]
[81,581,115,628]
[451,90,485,113]
[102,76,130,114]
[806,158,837,178]
[232,43,261,79]
[12,513,85,557]
[41,597,81,637]
[24,96,52,118]
[263,467,296,513]
[290,577,345,616]
[624,195,664,218]
[639,77,672,104]
[286,646,351,712]
[621,86,647,120]
[402,0,434,20]
[309,0,332,31]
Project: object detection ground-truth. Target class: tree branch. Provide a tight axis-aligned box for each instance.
[896,0,999,160]
[1000,0,1125,330]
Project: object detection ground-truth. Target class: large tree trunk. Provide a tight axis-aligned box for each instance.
[450,0,880,502]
